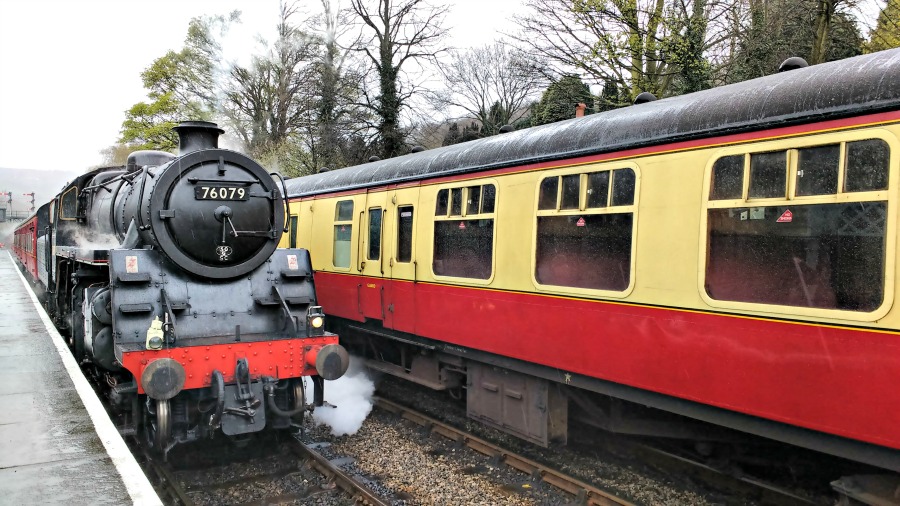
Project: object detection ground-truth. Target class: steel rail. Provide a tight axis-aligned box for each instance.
[286,436,391,506]
[134,443,195,506]
[374,396,636,506]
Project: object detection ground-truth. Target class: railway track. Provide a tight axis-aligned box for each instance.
[132,432,385,506]
[375,377,832,505]
[131,401,644,505]
[373,396,636,506]
[129,385,824,505]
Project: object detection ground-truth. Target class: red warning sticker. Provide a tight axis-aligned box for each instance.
[776,209,793,223]
[125,255,138,273]
[459,221,466,229]
[576,217,586,227]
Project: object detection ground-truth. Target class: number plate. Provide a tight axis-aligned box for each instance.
[194,185,249,201]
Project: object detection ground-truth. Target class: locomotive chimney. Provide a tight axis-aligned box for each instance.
[173,121,225,155]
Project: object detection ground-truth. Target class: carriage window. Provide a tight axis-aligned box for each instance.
[367,208,382,260]
[796,144,839,196]
[450,188,463,216]
[560,174,580,210]
[60,187,78,220]
[845,139,889,192]
[538,177,558,210]
[587,171,610,208]
[466,186,481,215]
[435,189,449,216]
[611,168,636,206]
[482,184,496,213]
[748,151,787,199]
[705,139,890,312]
[333,200,354,268]
[397,206,414,263]
[433,184,495,279]
[710,155,744,200]
[336,200,353,221]
[536,167,637,291]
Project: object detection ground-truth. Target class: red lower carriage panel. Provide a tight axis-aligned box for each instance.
[314,270,900,451]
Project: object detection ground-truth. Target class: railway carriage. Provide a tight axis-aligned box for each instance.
[285,49,900,497]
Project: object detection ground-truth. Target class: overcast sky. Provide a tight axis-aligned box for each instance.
[0,0,519,172]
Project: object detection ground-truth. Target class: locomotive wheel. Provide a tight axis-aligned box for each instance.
[70,289,85,362]
[144,397,172,453]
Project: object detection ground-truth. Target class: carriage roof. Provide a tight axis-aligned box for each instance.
[285,48,900,199]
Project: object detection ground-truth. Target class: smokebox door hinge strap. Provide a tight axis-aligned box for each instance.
[159,288,177,345]
[272,286,299,335]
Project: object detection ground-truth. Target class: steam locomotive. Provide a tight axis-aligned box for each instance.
[12,121,349,457]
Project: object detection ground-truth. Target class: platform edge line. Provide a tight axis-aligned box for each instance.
[7,251,162,506]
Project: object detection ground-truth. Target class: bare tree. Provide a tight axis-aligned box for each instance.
[433,43,543,135]
[300,0,370,172]
[222,1,319,170]
[723,0,864,83]
[349,0,450,159]
[809,0,864,64]
[509,0,725,99]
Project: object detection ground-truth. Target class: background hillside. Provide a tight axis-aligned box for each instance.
[0,167,78,245]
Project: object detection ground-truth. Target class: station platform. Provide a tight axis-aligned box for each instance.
[0,251,161,505]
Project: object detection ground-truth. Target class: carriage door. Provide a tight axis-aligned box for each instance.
[383,186,418,332]
[357,190,389,321]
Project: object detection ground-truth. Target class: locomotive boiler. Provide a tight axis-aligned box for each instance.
[15,121,348,457]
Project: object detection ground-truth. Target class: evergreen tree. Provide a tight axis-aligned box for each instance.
[459,121,483,143]
[596,80,624,112]
[866,0,900,53]
[442,123,461,146]
[728,0,863,83]
[120,13,235,150]
[530,76,595,126]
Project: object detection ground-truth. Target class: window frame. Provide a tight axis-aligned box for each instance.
[289,215,299,248]
[431,179,498,283]
[332,199,355,270]
[531,162,641,298]
[396,205,415,263]
[699,129,898,321]
[367,207,383,261]
[59,187,78,221]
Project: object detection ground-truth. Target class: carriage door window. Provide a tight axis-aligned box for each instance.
[535,168,637,292]
[705,139,890,312]
[333,200,354,268]
[368,208,383,260]
[433,184,496,279]
[397,206,414,262]
[289,215,299,248]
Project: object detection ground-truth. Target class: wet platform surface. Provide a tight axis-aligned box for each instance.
[0,252,160,505]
